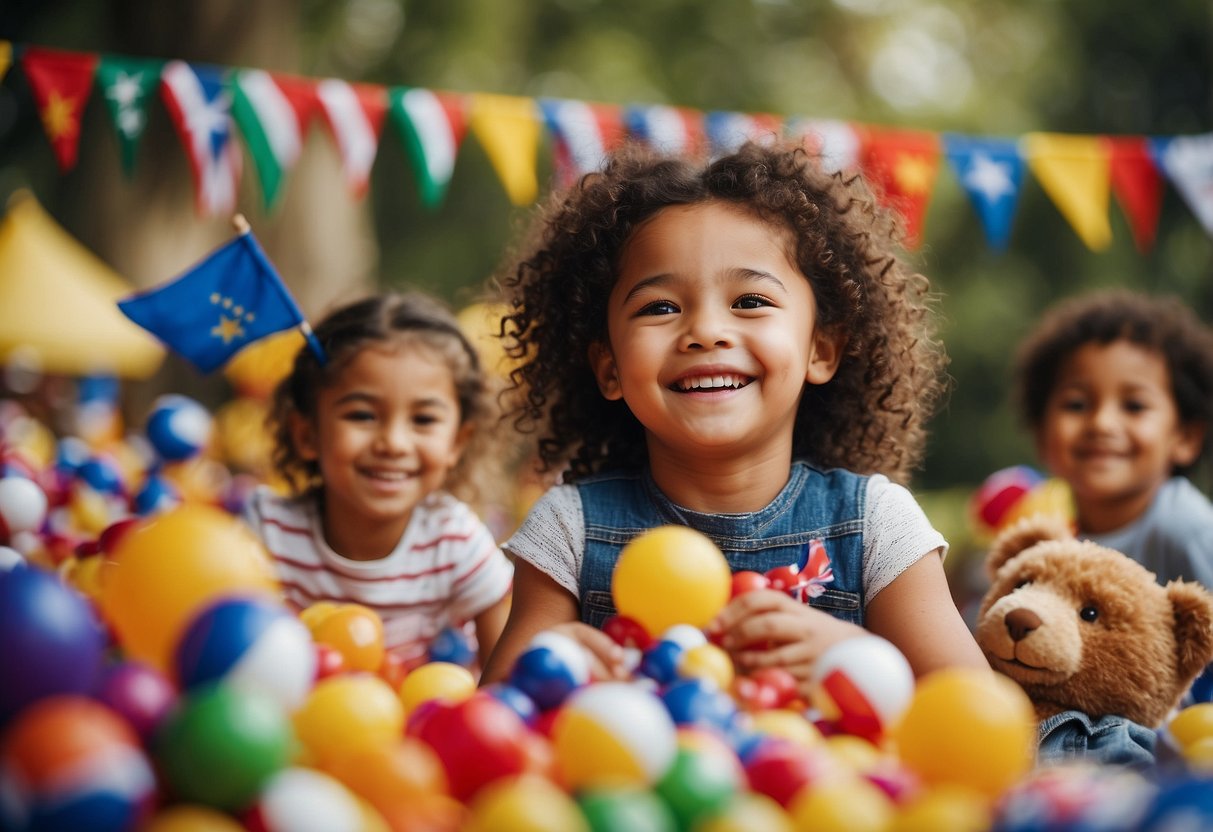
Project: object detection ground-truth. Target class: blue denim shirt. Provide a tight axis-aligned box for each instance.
[1036,710,1157,770]
[576,462,867,630]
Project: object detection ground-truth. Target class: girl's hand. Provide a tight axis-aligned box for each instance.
[548,621,632,682]
[707,589,865,696]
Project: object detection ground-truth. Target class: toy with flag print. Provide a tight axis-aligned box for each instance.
[117,216,325,374]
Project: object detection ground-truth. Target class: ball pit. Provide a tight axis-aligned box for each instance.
[612,525,732,636]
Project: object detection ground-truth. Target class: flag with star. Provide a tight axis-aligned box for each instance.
[20,46,99,172]
[96,55,164,176]
[118,222,323,374]
[160,60,242,217]
[944,134,1024,252]
[862,128,942,249]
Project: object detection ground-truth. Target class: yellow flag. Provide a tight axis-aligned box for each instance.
[0,41,10,82]
[1023,133,1112,251]
[469,93,540,206]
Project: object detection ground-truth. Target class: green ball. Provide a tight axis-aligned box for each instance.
[655,744,741,829]
[579,787,678,832]
[154,683,293,811]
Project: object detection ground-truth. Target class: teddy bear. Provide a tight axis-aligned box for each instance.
[974,514,1213,768]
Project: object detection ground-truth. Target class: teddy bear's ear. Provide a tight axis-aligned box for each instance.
[1168,579,1213,682]
[985,513,1074,578]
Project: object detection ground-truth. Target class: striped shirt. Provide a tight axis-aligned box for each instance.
[245,486,513,667]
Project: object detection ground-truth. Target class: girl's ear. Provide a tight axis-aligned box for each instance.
[449,421,475,463]
[805,326,846,385]
[1173,420,1207,469]
[288,411,319,462]
[589,341,624,401]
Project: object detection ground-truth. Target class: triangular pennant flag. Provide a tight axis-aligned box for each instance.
[160,61,242,217]
[703,110,782,157]
[1022,133,1112,251]
[539,98,625,188]
[0,41,11,83]
[469,93,541,206]
[787,118,862,174]
[316,78,388,199]
[1106,136,1163,254]
[624,103,704,157]
[232,70,316,211]
[861,129,941,249]
[118,223,323,374]
[388,87,467,210]
[943,134,1025,252]
[20,46,100,172]
[1151,133,1213,237]
[96,55,163,176]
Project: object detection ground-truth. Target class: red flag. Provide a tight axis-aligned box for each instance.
[861,128,941,249]
[21,47,99,172]
[1107,136,1163,254]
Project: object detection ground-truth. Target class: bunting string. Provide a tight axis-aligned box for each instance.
[6,41,1213,252]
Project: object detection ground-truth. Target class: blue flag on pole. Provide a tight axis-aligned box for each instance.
[118,227,324,373]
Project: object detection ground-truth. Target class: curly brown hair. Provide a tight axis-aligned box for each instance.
[267,292,496,504]
[494,140,945,485]
[1014,289,1213,475]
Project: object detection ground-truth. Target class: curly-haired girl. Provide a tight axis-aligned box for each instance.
[245,292,513,672]
[481,140,985,692]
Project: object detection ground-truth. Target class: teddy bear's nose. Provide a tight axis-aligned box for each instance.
[1004,608,1042,642]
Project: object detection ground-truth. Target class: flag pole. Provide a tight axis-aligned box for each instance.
[229,214,327,366]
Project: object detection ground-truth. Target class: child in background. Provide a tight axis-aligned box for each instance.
[480,141,986,691]
[1014,289,1213,588]
[245,292,513,671]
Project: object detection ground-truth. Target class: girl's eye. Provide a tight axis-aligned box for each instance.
[1059,399,1087,413]
[1079,605,1099,623]
[734,294,773,310]
[413,413,440,427]
[638,300,679,316]
[1122,400,1147,414]
[342,409,375,422]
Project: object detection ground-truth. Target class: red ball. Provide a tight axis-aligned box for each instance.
[744,738,831,808]
[313,643,346,680]
[763,565,801,594]
[407,692,536,802]
[730,571,770,598]
[603,614,654,649]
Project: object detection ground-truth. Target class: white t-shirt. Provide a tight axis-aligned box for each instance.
[505,473,944,602]
[245,486,513,667]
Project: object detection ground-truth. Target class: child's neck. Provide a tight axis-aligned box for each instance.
[647,444,794,514]
[1075,487,1160,536]
[319,499,411,561]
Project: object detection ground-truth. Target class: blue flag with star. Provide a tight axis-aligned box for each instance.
[944,134,1025,252]
[118,229,323,373]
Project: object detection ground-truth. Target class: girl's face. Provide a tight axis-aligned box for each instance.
[1037,339,1203,533]
[591,201,842,466]
[291,341,470,558]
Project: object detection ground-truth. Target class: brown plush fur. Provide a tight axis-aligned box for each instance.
[975,515,1213,728]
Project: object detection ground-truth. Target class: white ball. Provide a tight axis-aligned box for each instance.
[809,635,914,740]
[0,477,48,537]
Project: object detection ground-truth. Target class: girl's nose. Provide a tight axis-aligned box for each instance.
[679,308,733,351]
[1087,400,1118,432]
[376,420,413,454]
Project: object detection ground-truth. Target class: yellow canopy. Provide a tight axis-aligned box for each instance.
[0,191,164,378]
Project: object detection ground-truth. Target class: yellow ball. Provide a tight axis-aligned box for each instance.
[399,662,477,716]
[824,734,883,774]
[1182,735,1213,772]
[141,806,246,832]
[748,709,823,749]
[696,793,793,832]
[789,776,893,832]
[294,674,404,766]
[890,785,991,832]
[553,683,677,790]
[1168,702,1213,750]
[612,526,731,636]
[893,669,1034,799]
[680,643,735,690]
[464,775,589,832]
[98,504,278,672]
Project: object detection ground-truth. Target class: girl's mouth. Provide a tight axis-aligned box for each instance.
[669,373,753,392]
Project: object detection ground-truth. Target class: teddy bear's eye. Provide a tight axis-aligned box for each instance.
[1013,579,1032,590]
[1079,605,1099,622]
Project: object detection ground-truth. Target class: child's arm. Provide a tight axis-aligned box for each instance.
[473,592,511,669]
[480,560,627,685]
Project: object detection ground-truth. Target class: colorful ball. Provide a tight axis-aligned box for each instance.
[146,395,213,463]
[155,685,292,811]
[680,642,735,690]
[743,738,832,808]
[407,692,537,803]
[174,597,316,710]
[0,566,106,723]
[399,661,477,716]
[553,682,678,791]
[294,674,404,766]
[76,455,126,497]
[320,738,449,817]
[889,785,991,832]
[483,682,539,726]
[788,774,894,832]
[578,787,678,832]
[95,661,177,743]
[308,603,385,673]
[0,475,48,543]
[509,631,590,710]
[808,635,914,742]
[612,526,732,636]
[970,465,1044,531]
[656,731,743,829]
[141,806,246,832]
[464,774,589,832]
[0,696,156,832]
[1168,703,1213,751]
[893,668,1035,799]
[98,505,279,672]
[244,767,366,832]
[661,676,739,733]
[427,624,476,666]
[695,793,793,832]
[131,473,180,516]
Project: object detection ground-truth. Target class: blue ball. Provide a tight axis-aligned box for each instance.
[639,640,685,685]
[483,682,539,725]
[661,677,738,732]
[0,568,106,724]
[76,456,125,497]
[1140,776,1213,831]
[508,634,589,711]
[427,625,476,667]
[145,395,212,462]
[131,473,180,516]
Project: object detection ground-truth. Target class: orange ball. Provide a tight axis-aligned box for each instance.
[309,604,385,673]
[321,738,449,816]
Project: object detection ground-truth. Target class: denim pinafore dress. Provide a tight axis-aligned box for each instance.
[576,462,868,630]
